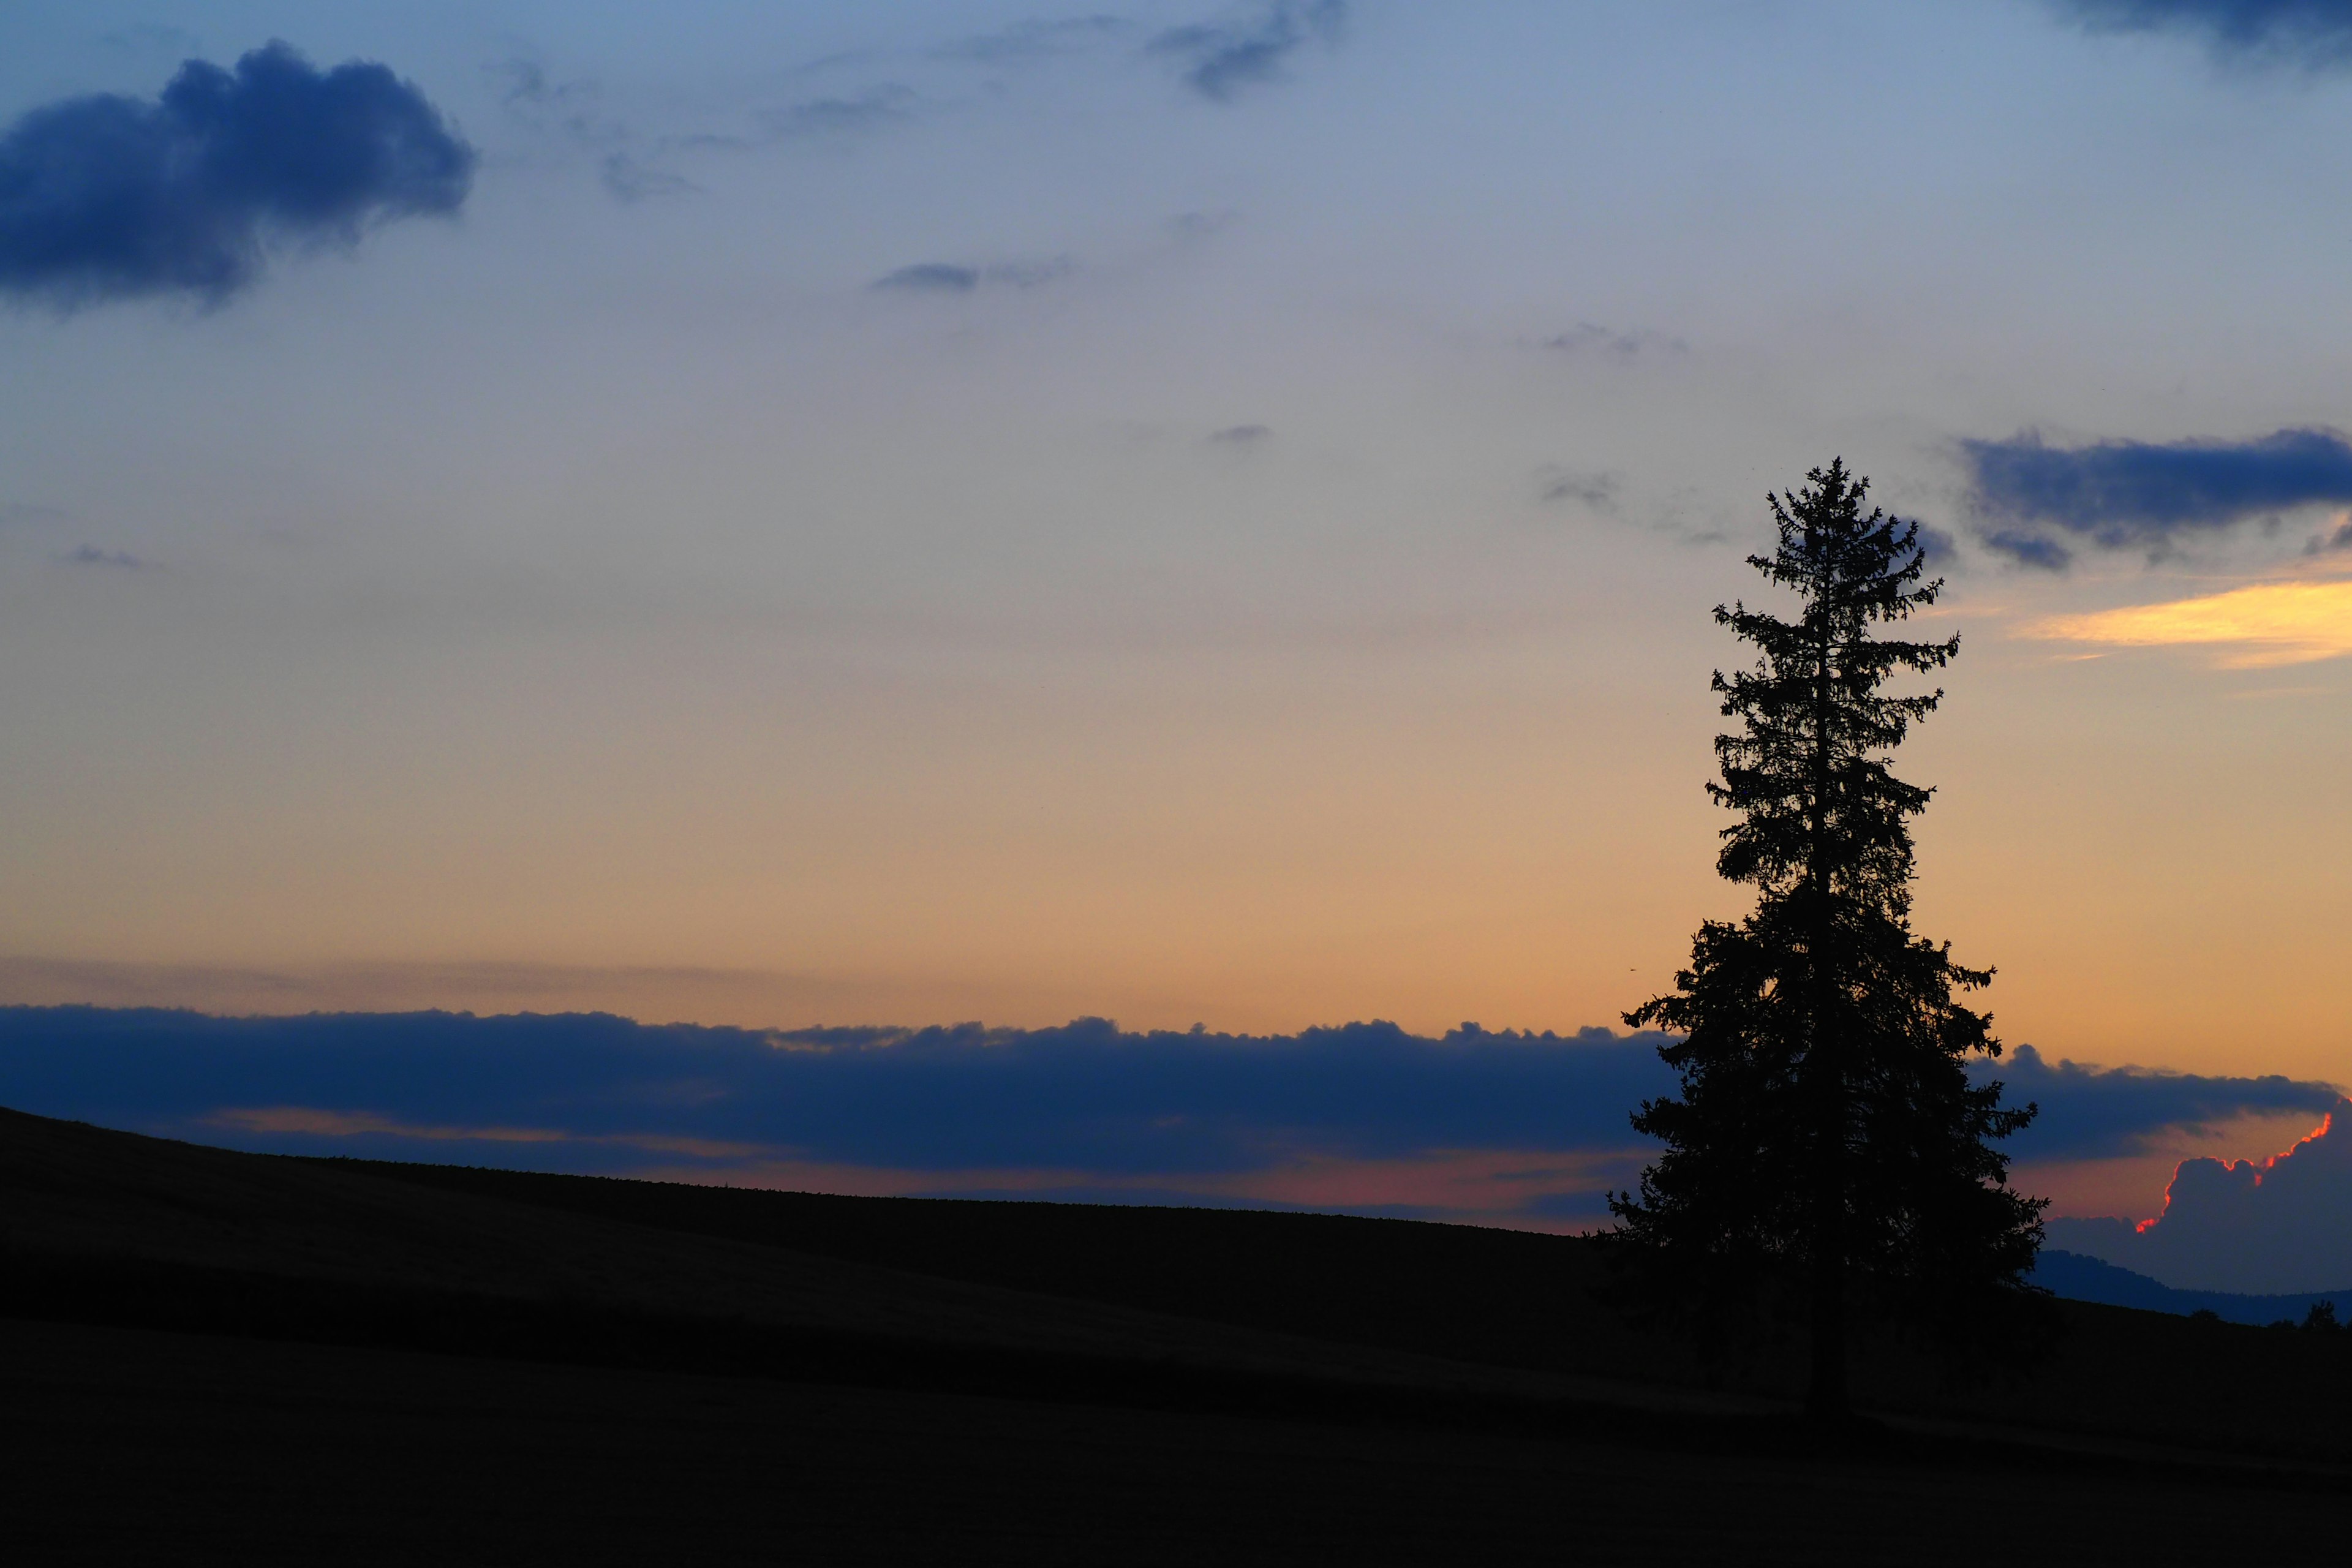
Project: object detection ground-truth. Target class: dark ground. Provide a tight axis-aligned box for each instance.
[7,1107,2352,1563]
[12,1317,2350,1567]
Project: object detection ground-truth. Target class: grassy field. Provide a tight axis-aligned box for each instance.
[7,1105,2352,1562]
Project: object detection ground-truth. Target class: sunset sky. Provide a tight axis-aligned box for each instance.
[3,2,2349,1254]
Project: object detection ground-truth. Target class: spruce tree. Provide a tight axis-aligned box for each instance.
[1614,459,2044,1420]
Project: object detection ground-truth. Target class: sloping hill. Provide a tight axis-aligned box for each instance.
[0,1104,1722,1419]
[9,1104,2352,1467]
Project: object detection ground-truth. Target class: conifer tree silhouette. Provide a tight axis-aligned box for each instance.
[1615,460,2044,1420]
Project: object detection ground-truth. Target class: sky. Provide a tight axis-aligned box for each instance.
[2,2,2350,1280]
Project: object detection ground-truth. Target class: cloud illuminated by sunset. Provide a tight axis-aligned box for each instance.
[2029,577,2352,666]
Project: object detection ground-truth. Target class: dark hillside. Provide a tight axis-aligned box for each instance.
[9,1105,2352,1468]
[0,1105,1719,1419]
[329,1152,2352,1464]
[314,1155,1652,1383]
[18,1316,2351,1568]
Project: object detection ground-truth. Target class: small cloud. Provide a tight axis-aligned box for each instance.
[2053,1,2352,66]
[872,262,979,293]
[1210,423,1272,445]
[489,56,554,108]
[1983,529,2073,571]
[1536,466,1618,511]
[1148,0,1348,102]
[599,153,696,203]
[761,85,917,140]
[57,544,145,569]
[1169,209,1238,241]
[0,40,475,309]
[1532,323,1687,361]
[870,258,1073,294]
[935,17,1133,64]
[2305,514,2352,555]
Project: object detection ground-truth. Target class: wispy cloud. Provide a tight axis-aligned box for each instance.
[2026,576,2352,665]
[494,55,916,202]
[935,16,1134,65]
[1531,323,1687,361]
[598,153,697,203]
[1536,467,1619,511]
[757,85,919,141]
[1148,1,1348,102]
[0,40,473,309]
[871,258,1074,293]
[56,544,146,569]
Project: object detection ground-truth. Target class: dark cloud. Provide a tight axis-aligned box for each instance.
[1533,323,1687,361]
[1536,467,1619,511]
[1988,1043,2340,1161]
[1961,428,2352,564]
[598,154,696,203]
[3,1007,2334,1236]
[872,262,979,293]
[2056,1,2352,61]
[1148,1,1348,102]
[2305,516,2352,554]
[56,544,143,569]
[1981,529,2073,571]
[870,258,1072,294]
[0,1008,1670,1224]
[0,1008,1667,1180]
[2046,1098,2352,1292]
[0,40,474,309]
[1210,423,1272,444]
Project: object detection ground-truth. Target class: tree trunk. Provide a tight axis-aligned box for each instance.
[1806,1067,1849,1421]
[1804,609,1848,1422]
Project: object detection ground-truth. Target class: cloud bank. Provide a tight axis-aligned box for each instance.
[1994,1044,2339,1159]
[1961,428,2352,567]
[0,40,473,308]
[2048,1099,2352,1292]
[0,1008,2334,1244]
[1148,1,1348,101]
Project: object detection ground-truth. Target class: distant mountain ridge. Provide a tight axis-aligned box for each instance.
[2031,1249,2348,1326]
